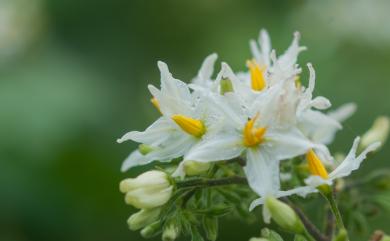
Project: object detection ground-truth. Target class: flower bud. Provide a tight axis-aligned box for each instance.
[162,223,180,241]
[260,228,283,241]
[127,208,161,231]
[203,217,218,241]
[332,229,348,241]
[138,144,153,155]
[220,78,233,94]
[265,197,304,234]
[370,231,390,241]
[120,170,173,209]
[249,238,269,241]
[184,161,211,176]
[360,116,390,151]
[140,221,161,238]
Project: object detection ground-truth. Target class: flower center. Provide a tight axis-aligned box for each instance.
[243,114,267,147]
[172,115,206,138]
[306,149,329,179]
[247,59,266,91]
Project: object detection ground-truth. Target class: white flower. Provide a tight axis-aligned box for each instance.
[304,137,381,188]
[120,170,173,209]
[238,30,306,90]
[118,61,220,172]
[182,80,320,214]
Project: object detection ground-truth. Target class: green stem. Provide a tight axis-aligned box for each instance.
[176,176,247,189]
[323,190,349,241]
[302,229,317,241]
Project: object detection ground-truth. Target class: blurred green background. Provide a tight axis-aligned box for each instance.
[0,0,389,240]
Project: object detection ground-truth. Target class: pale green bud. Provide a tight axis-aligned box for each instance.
[381,235,390,241]
[369,231,390,241]
[332,229,347,241]
[220,78,233,94]
[249,238,269,241]
[138,144,153,155]
[361,116,390,151]
[127,208,161,231]
[119,170,173,209]
[184,161,211,176]
[261,228,283,241]
[265,197,304,234]
[162,223,180,241]
[140,221,161,238]
[203,217,218,241]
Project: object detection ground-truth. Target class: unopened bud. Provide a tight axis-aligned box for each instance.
[249,238,269,241]
[332,229,347,241]
[220,78,233,94]
[120,170,173,209]
[127,208,161,231]
[203,217,218,241]
[381,235,390,241]
[140,221,161,238]
[162,223,180,241]
[361,116,390,151]
[261,228,283,241]
[265,197,304,234]
[138,144,153,155]
[184,161,211,176]
[370,230,390,241]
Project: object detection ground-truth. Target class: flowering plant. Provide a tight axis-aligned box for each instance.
[117,29,390,241]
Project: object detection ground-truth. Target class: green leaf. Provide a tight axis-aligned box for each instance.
[195,205,232,217]
[191,227,204,241]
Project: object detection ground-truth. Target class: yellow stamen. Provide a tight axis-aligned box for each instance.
[247,59,266,91]
[172,115,206,138]
[150,97,161,112]
[243,114,267,147]
[306,149,329,179]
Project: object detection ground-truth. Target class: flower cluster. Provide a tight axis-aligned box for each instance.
[117,29,385,240]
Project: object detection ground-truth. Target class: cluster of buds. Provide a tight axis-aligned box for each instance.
[120,170,174,237]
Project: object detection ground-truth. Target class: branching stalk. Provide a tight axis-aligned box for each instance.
[176,176,248,189]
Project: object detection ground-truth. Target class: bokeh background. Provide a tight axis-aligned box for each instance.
[0,0,389,240]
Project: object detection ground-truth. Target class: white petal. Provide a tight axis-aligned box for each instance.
[249,186,316,211]
[121,150,147,172]
[250,39,261,63]
[328,103,357,122]
[147,134,196,162]
[197,53,218,81]
[259,29,271,66]
[117,117,174,145]
[329,137,381,180]
[264,127,313,161]
[244,148,281,198]
[155,61,193,116]
[298,110,342,145]
[277,32,306,71]
[310,96,331,110]
[304,175,332,188]
[184,134,244,163]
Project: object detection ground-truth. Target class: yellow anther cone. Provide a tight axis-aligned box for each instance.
[306,149,329,179]
[247,59,266,91]
[172,115,206,138]
[243,114,266,147]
